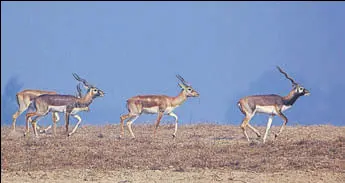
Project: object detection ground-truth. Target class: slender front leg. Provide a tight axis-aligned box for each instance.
[68,114,82,136]
[25,112,37,136]
[168,112,178,138]
[275,112,288,139]
[65,112,70,133]
[120,114,131,138]
[32,120,39,138]
[153,111,164,138]
[25,116,31,136]
[127,115,139,138]
[53,112,60,136]
[263,115,274,143]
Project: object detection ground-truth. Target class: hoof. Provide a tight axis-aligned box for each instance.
[172,134,176,138]
[68,133,72,137]
[249,141,258,146]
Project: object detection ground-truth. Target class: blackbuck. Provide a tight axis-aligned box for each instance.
[12,84,84,133]
[25,73,104,137]
[120,75,199,139]
[12,89,58,132]
[237,66,310,143]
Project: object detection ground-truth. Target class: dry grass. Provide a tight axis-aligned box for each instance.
[1,123,345,182]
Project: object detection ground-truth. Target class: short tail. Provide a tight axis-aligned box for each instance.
[237,101,246,115]
[15,93,20,107]
[126,100,131,112]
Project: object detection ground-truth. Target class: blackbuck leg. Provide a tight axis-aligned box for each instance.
[12,109,24,131]
[12,96,27,131]
[25,112,37,136]
[30,112,49,137]
[120,114,130,138]
[26,118,30,135]
[263,115,274,143]
[153,111,164,138]
[275,111,288,139]
[52,112,60,136]
[247,123,261,138]
[12,110,21,131]
[240,114,255,142]
[240,116,250,141]
[37,112,59,134]
[65,112,70,134]
[120,113,135,138]
[126,115,139,138]
[43,112,59,133]
[168,112,178,138]
[68,114,82,136]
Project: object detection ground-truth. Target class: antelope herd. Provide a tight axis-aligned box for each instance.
[9,66,310,143]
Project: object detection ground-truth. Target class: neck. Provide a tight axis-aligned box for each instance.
[76,92,93,107]
[171,90,187,107]
[282,89,301,106]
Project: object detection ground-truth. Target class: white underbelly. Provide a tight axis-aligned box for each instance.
[142,106,177,114]
[48,105,88,114]
[255,105,291,114]
[255,106,277,114]
[142,106,159,114]
[48,105,66,113]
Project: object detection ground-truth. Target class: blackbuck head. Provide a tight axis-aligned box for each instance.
[277,66,310,97]
[176,74,199,97]
[72,73,105,98]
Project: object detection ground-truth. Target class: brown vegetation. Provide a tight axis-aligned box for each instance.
[1,123,345,182]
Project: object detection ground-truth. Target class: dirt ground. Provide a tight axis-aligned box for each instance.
[1,123,345,183]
